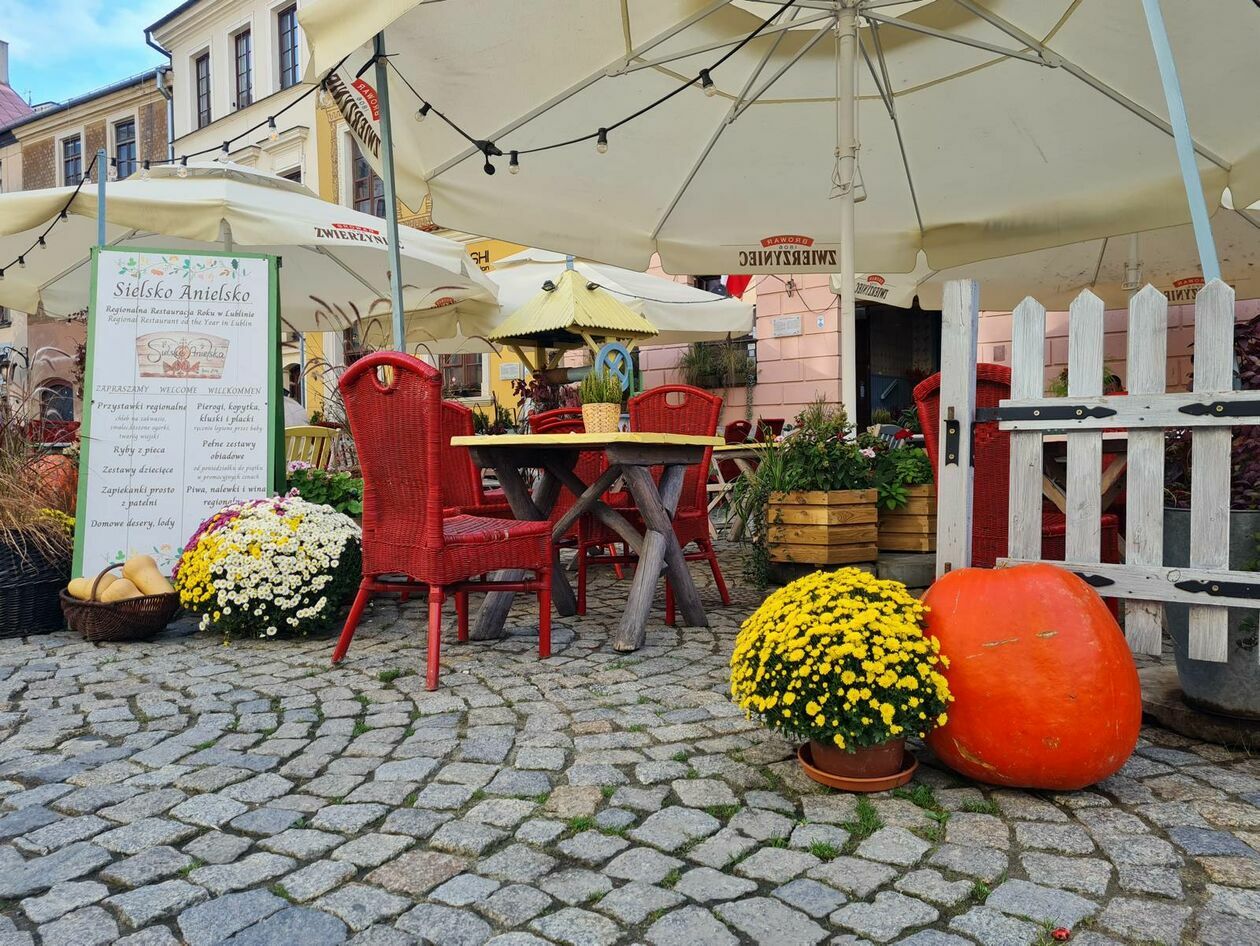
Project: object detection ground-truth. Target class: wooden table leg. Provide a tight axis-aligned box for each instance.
[614,464,708,651]
[727,456,756,541]
[471,459,575,641]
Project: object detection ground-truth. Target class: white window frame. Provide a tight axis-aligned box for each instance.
[272,1,302,92]
[107,107,141,180]
[230,22,255,111]
[190,45,213,131]
[56,130,86,186]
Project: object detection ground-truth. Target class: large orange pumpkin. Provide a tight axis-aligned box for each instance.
[923,564,1140,790]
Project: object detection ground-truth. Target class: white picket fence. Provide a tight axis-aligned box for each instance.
[936,278,1250,663]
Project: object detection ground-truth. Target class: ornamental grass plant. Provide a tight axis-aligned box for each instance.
[175,495,361,639]
[730,568,953,751]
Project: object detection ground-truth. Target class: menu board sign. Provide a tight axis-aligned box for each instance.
[74,247,280,576]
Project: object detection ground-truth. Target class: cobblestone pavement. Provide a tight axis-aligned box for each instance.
[2,549,1260,945]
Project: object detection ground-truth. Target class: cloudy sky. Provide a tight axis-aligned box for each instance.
[1,0,171,104]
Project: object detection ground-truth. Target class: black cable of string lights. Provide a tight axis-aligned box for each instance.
[385,0,800,175]
[0,150,102,281]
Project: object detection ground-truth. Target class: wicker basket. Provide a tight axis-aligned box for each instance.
[0,531,71,639]
[581,402,620,435]
[60,563,180,643]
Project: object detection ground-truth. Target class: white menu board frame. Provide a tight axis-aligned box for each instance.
[73,246,281,576]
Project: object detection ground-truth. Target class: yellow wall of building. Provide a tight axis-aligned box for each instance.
[471,239,528,409]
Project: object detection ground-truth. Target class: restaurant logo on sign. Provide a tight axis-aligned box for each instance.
[136,331,229,380]
[737,234,837,269]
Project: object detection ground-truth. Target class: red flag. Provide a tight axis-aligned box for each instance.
[722,274,752,299]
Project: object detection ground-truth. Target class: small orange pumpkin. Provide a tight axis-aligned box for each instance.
[27,453,79,514]
[923,563,1140,790]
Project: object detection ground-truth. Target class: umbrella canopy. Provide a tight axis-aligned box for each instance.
[486,248,753,345]
[487,268,659,349]
[833,198,1260,311]
[0,162,497,334]
[301,0,1258,273]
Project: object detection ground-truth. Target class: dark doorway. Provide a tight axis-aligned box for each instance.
[854,301,941,428]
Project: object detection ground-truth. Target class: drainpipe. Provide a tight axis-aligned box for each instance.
[144,31,174,162]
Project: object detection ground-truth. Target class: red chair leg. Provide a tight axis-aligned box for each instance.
[332,580,372,664]
[426,585,445,691]
[703,539,731,606]
[608,545,624,581]
[456,591,469,642]
[538,569,552,660]
[577,544,589,616]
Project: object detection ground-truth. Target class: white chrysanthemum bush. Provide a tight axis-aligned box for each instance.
[175,494,361,639]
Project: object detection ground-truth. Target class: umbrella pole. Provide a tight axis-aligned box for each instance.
[1138,0,1219,282]
[373,32,408,352]
[836,5,859,423]
[96,148,107,247]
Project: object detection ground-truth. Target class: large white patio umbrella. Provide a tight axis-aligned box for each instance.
[0,162,497,336]
[833,197,1260,311]
[299,0,1260,417]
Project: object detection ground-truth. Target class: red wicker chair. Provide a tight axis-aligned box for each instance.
[332,352,553,690]
[528,407,584,434]
[755,417,784,440]
[913,364,1121,569]
[577,384,730,621]
[716,419,753,484]
[441,401,512,518]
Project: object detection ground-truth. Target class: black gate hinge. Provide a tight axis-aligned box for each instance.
[1175,578,1260,600]
[1179,399,1260,419]
[997,404,1117,422]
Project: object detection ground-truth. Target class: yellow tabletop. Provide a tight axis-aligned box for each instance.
[452,432,723,448]
[712,441,773,453]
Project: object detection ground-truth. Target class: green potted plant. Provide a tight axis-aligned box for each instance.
[1163,311,1260,717]
[578,367,622,434]
[874,447,936,552]
[286,464,364,518]
[730,567,953,789]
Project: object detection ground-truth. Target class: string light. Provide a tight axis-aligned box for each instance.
[37,237,46,248]
[700,69,716,96]
[107,158,118,182]
[0,270,5,281]
[509,150,519,175]
[178,156,189,178]
[414,102,430,122]
[17,256,24,269]
[268,117,280,142]
[595,128,608,154]
[141,160,150,180]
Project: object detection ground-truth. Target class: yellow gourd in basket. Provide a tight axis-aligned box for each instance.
[100,578,143,602]
[67,573,117,601]
[123,555,175,596]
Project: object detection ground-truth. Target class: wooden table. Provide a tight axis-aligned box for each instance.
[452,432,723,652]
[1041,432,1128,513]
[707,442,771,540]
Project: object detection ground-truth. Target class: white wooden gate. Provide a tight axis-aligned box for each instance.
[936,278,1252,662]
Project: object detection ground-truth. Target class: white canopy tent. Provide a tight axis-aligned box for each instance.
[298,0,1260,417]
[0,163,497,336]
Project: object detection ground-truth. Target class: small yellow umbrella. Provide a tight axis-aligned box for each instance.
[488,268,658,376]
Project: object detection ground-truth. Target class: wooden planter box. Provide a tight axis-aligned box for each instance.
[766,489,878,565]
[877,484,937,553]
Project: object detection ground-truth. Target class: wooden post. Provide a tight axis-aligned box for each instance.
[1188,279,1235,662]
[1008,297,1046,561]
[935,280,979,577]
[1065,291,1104,562]
[1124,285,1168,655]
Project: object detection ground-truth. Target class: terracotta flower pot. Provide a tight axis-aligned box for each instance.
[581,403,620,435]
[810,738,906,779]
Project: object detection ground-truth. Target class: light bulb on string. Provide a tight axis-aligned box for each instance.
[37,237,46,249]
[595,128,608,154]
[17,256,25,269]
[699,69,716,97]
[178,156,189,178]
[107,159,118,181]
[220,142,231,162]
[415,102,431,123]
[268,117,280,142]
[141,161,150,181]
[0,270,5,281]
[509,151,519,175]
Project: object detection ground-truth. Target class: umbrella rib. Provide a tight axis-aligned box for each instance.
[648,7,807,241]
[314,245,391,301]
[36,228,142,298]
[952,0,1230,172]
[425,0,738,183]
[866,21,923,237]
[862,11,1046,65]
[732,22,833,120]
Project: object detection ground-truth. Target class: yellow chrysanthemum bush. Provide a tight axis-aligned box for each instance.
[730,568,953,750]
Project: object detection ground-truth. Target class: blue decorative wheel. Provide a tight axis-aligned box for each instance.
[594,341,633,392]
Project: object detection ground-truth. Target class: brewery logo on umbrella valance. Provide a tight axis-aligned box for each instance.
[314,221,389,246]
[732,234,840,271]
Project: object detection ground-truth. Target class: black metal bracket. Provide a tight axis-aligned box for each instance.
[1179,399,1260,419]
[1175,579,1260,600]
[1077,573,1116,588]
[943,419,962,465]
[996,404,1117,422]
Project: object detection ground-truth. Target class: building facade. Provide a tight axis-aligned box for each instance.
[0,63,169,425]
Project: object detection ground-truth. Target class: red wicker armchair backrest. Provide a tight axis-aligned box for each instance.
[629,384,722,514]
[913,363,1014,567]
[340,352,446,574]
[440,401,485,510]
[529,408,584,435]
